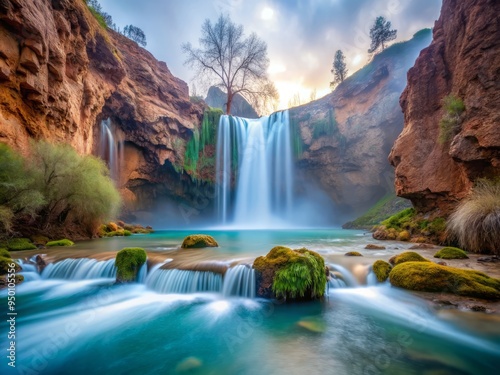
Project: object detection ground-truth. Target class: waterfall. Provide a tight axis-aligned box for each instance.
[16,259,41,282]
[99,118,124,182]
[41,258,117,280]
[216,111,294,227]
[222,265,256,298]
[146,268,222,294]
[327,264,359,288]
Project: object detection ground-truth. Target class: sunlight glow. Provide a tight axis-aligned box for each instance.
[261,7,274,20]
[352,54,363,66]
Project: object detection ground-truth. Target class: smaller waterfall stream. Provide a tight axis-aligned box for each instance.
[146,269,223,294]
[99,118,124,183]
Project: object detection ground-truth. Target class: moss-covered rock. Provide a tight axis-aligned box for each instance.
[0,248,11,258]
[0,257,21,275]
[434,247,469,259]
[389,262,500,300]
[389,251,430,266]
[31,235,49,246]
[253,246,327,300]
[345,251,363,256]
[5,238,36,251]
[398,230,411,241]
[115,247,147,283]
[373,260,392,282]
[46,239,74,247]
[181,234,218,248]
[107,222,119,232]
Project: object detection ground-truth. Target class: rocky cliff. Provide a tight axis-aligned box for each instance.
[0,0,205,216]
[291,30,432,216]
[390,0,500,215]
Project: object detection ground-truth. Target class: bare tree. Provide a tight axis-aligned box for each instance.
[182,14,273,115]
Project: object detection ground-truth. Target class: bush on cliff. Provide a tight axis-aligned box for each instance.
[389,262,500,300]
[439,94,465,144]
[447,179,500,255]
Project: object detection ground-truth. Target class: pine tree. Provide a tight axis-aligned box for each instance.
[368,16,397,53]
[330,50,348,89]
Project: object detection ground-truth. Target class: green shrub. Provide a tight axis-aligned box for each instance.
[439,95,465,144]
[389,262,500,300]
[447,179,500,255]
[389,251,430,265]
[46,239,74,247]
[6,238,36,251]
[115,247,147,282]
[28,141,121,235]
[434,247,469,259]
[381,208,416,230]
[372,260,392,282]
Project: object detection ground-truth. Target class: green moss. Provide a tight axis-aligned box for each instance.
[389,251,430,266]
[343,194,412,229]
[373,260,392,282]
[6,238,37,251]
[389,262,500,300]
[254,246,327,300]
[0,256,20,275]
[439,95,465,144]
[398,230,411,241]
[434,247,469,259]
[123,230,132,236]
[181,234,219,248]
[0,248,11,258]
[46,239,74,247]
[345,251,363,256]
[381,208,416,231]
[105,230,125,237]
[115,247,147,283]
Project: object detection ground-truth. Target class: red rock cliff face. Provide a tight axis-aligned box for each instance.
[390,0,500,215]
[0,0,204,213]
[291,31,432,216]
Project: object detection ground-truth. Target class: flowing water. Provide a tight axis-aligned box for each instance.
[2,230,499,374]
[216,112,293,228]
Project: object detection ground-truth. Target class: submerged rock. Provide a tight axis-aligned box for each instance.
[181,235,219,249]
[434,247,469,260]
[253,246,327,300]
[389,262,500,300]
[389,251,430,266]
[365,244,386,250]
[297,317,326,333]
[115,248,147,283]
[345,251,363,256]
[175,357,202,373]
[372,260,392,283]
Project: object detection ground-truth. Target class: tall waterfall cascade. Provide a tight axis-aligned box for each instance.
[99,118,124,183]
[216,111,294,228]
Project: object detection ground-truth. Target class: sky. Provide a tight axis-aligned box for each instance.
[99,0,442,110]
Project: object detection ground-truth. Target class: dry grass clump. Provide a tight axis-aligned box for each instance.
[447,179,500,255]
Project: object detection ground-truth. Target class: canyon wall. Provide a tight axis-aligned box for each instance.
[291,30,432,216]
[0,0,205,218]
[390,0,500,215]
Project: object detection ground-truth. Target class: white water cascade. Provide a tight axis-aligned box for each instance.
[41,258,117,280]
[146,269,223,294]
[216,111,294,228]
[222,265,256,298]
[99,118,124,182]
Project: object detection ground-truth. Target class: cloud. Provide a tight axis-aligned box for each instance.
[99,0,442,107]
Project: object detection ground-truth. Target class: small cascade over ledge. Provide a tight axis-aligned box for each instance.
[42,258,117,280]
[216,111,294,228]
[99,118,124,183]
